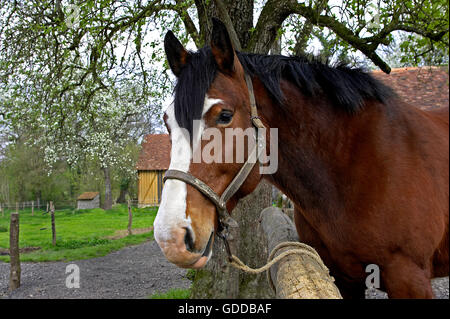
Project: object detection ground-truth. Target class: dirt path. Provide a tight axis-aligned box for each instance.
[0,240,191,299]
[0,239,448,299]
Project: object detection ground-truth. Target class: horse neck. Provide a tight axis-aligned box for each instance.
[256,79,388,218]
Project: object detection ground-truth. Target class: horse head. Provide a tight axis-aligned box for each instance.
[154,19,265,269]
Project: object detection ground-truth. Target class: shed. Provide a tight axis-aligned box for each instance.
[136,134,170,207]
[77,192,100,209]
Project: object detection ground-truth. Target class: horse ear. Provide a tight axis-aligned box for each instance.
[210,18,235,74]
[164,31,190,77]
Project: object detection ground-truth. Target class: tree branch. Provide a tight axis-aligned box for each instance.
[247,0,293,54]
[213,0,242,50]
[289,1,392,72]
[174,0,201,48]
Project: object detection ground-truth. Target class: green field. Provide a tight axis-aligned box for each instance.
[0,204,157,262]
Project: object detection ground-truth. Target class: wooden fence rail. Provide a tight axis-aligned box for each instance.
[9,212,21,291]
[127,199,133,236]
[260,207,342,299]
[50,201,56,246]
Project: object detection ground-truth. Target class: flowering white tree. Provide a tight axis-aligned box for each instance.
[0,1,172,208]
[1,74,162,208]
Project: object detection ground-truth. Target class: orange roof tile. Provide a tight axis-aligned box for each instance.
[136,134,171,171]
[77,192,99,200]
[372,66,449,111]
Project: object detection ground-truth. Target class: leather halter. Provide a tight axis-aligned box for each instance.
[163,73,265,259]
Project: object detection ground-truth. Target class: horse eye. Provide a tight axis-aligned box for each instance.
[217,110,233,125]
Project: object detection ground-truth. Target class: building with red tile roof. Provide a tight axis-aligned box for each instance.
[137,134,171,207]
[136,134,170,171]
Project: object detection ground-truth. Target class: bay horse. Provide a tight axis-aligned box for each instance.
[153,18,449,298]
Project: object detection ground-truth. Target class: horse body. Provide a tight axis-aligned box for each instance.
[258,77,449,297]
[155,18,449,298]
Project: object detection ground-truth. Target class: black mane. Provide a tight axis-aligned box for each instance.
[173,47,394,136]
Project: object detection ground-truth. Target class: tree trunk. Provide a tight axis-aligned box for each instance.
[190,2,277,299]
[223,0,253,48]
[270,35,282,55]
[195,0,254,48]
[102,166,113,210]
[116,189,127,204]
[191,180,275,298]
[116,177,130,204]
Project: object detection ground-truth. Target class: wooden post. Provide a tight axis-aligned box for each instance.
[127,200,132,236]
[50,201,56,246]
[0,203,3,218]
[46,202,49,213]
[260,207,342,299]
[9,212,21,291]
[31,201,34,217]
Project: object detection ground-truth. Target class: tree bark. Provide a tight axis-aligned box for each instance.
[191,180,275,298]
[270,35,282,55]
[116,189,127,204]
[102,166,113,210]
[194,0,253,49]
[223,0,253,49]
[116,178,130,204]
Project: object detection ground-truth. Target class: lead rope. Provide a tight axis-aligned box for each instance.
[226,241,330,293]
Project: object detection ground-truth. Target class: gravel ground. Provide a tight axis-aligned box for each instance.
[365,277,449,299]
[0,239,448,299]
[0,240,191,299]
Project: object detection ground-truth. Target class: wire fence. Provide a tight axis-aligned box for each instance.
[0,200,75,212]
[0,198,156,213]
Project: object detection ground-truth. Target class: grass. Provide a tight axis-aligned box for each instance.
[147,270,196,299]
[149,288,191,299]
[0,204,157,262]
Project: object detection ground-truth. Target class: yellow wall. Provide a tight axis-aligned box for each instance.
[138,170,165,207]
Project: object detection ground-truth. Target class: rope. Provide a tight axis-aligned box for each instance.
[228,242,330,293]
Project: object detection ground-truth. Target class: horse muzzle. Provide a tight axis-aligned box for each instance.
[155,225,214,269]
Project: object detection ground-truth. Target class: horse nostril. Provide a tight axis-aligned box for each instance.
[184,228,195,252]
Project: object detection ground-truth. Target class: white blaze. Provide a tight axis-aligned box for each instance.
[154,96,223,244]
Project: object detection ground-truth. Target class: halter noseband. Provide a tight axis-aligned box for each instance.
[163,73,265,259]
